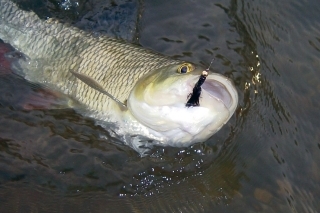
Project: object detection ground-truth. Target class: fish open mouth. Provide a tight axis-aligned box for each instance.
[202,79,233,109]
[187,73,237,112]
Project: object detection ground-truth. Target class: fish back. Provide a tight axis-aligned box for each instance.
[0,0,180,119]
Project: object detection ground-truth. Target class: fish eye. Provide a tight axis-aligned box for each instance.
[177,63,194,74]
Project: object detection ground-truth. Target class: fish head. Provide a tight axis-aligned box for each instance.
[128,62,238,146]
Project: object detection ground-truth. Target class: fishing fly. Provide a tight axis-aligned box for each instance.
[185,59,214,107]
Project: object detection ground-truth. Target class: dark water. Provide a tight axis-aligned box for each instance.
[0,0,320,212]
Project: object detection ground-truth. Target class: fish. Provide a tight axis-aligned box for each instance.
[0,0,238,153]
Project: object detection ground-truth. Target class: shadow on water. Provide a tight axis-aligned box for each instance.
[1,0,320,212]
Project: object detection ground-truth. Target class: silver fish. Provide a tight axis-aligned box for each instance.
[0,0,238,152]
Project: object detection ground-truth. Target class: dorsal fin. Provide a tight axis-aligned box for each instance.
[70,70,127,110]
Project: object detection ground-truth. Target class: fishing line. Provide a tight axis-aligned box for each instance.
[185,58,214,107]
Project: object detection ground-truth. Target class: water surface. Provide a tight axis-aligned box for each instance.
[0,0,320,212]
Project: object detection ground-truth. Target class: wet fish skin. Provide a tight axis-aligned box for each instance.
[0,0,180,118]
[0,0,238,152]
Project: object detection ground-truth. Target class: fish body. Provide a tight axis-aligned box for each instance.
[0,0,238,153]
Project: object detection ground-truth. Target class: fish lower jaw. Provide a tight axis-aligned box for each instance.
[96,108,229,155]
[119,121,222,149]
[113,121,207,150]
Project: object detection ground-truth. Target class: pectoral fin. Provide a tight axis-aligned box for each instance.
[70,70,127,110]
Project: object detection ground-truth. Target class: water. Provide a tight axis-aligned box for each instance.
[0,0,320,212]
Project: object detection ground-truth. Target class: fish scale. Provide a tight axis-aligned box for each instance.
[0,0,180,118]
[0,0,239,150]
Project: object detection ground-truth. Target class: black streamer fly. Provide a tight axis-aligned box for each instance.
[185,70,208,107]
